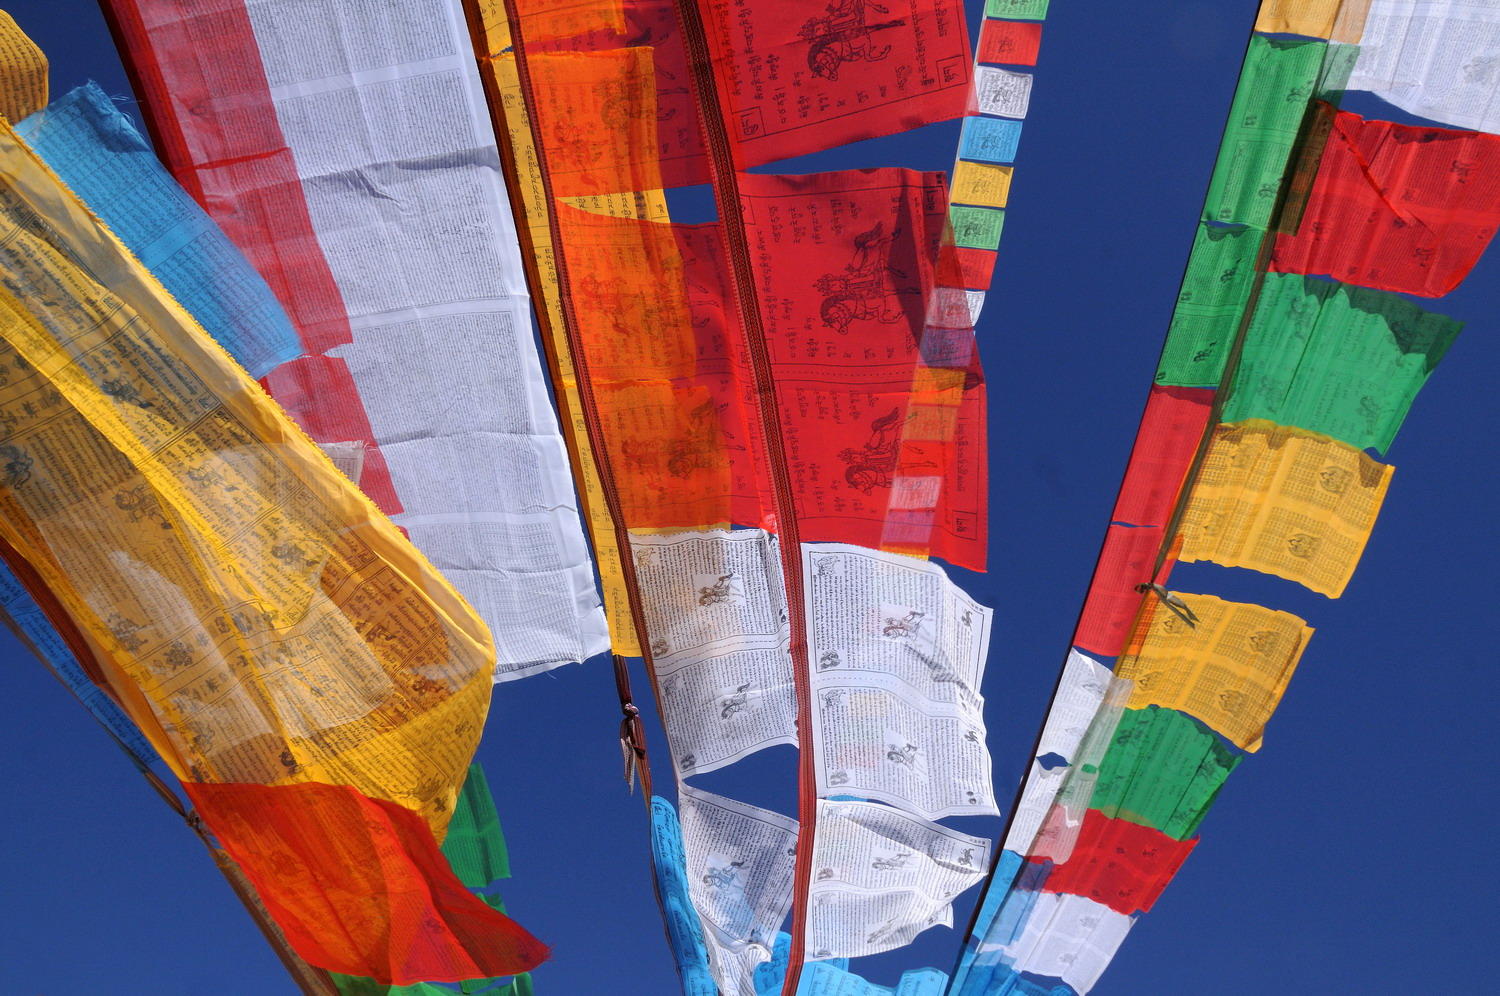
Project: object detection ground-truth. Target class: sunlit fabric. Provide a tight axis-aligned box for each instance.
[1203,35,1328,229]
[187,782,548,985]
[1343,0,1500,133]
[1254,0,1371,41]
[0,10,46,123]
[1156,223,1260,388]
[18,83,302,379]
[1072,524,1173,658]
[1090,706,1240,839]
[1224,273,1462,453]
[1176,420,1393,597]
[468,0,640,655]
[979,17,1043,65]
[740,169,988,569]
[103,0,611,678]
[0,120,494,830]
[1271,106,1500,297]
[1112,385,1215,527]
[1029,810,1197,915]
[1117,592,1313,752]
[697,0,974,169]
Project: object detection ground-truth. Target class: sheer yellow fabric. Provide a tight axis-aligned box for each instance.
[0,123,492,833]
[0,12,46,123]
[1176,420,1393,597]
[1118,593,1313,752]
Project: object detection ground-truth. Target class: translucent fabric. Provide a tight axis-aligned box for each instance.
[187,781,548,985]
[1176,420,1393,598]
[1270,107,1500,297]
[1224,273,1461,453]
[1117,592,1314,752]
[0,121,493,831]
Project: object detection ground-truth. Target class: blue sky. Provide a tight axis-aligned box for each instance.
[0,2,1493,994]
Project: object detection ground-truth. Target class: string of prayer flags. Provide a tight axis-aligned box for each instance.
[185,782,548,986]
[1176,420,1393,598]
[1029,810,1198,916]
[958,0,1498,988]
[1270,107,1500,297]
[1222,273,1463,453]
[103,0,610,678]
[1091,707,1242,840]
[1116,592,1313,752]
[491,0,1013,990]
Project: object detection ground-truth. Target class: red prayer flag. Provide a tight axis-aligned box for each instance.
[936,243,999,290]
[1111,385,1214,528]
[1270,106,1500,297]
[699,0,974,169]
[1073,524,1175,658]
[978,18,1042,66]
[185,782,550,986]
[1030,810,1197,915]
[739,168,987,569]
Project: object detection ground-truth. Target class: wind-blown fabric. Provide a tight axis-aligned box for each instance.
[187,781,548,986]
[1270,107,1500,297]
[103,0,610,679]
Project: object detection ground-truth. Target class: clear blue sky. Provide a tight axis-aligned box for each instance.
[0,2,1493,994]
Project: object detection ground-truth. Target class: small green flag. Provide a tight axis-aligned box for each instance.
[443,764,511,889]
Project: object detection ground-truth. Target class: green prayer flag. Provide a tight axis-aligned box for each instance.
[984,0,1050,19]
[1223,273,1462,453]
[1203,36,1327,229]
[1092,706,1241,840]
[442,764,511,889]
[949,205,1005,250]
[1157,223,1262,387]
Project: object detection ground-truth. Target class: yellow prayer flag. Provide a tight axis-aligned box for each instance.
[1176,420,1392,598]
[0,12,46,123]
[1253,0,1372,42]
[1118,592,1313,752]
[0,122,493,834]
[951,161,1013,209]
